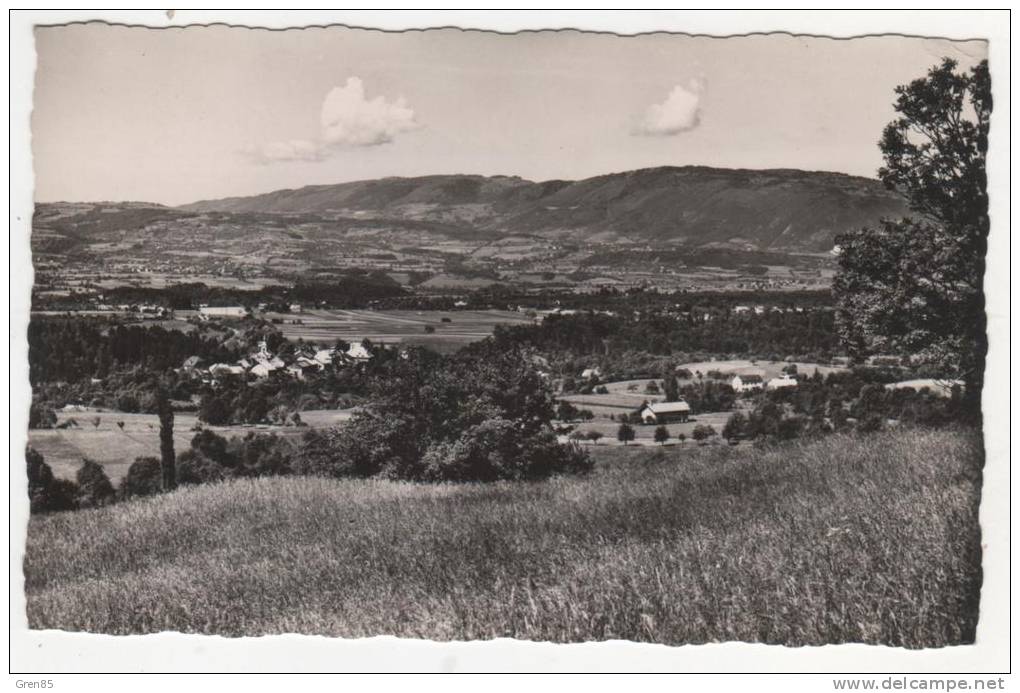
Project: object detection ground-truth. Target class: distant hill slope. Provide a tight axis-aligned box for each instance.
[181,167,909,252]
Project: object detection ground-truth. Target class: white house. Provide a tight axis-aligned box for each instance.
[181,355,204,371]
[580,366,602,380]
[767,374,799,390]
[346,342,372,362]
[640,400,691,424]
[250,363,272,379]
[313,348,336,366]
[731,373,765,393]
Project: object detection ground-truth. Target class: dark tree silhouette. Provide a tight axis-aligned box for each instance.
[121,457,164,499]
[76,459,115,508]
[722,411,748,442]
[692,424,717,446]
[156,387,176,491]
[653,425,670,446]
[662,368,680,402]
[27,447,77,513]
[617,422,635,446]
[834,59,990,420]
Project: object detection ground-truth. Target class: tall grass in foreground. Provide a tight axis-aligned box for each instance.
[24,428,982,647]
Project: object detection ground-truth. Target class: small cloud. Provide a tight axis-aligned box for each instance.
[247,77,421,164]
[243,139,324,164]
[633,79,705,137]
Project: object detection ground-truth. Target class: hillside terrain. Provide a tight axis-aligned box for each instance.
[182,166,908,252]
[25,429,981,646]
[31,166,908,299]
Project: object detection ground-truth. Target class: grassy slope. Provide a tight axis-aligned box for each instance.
[24,429,982,646]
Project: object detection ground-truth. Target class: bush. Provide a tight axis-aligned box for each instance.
[776,415,806,440]
[191,429,232,467]
[198,394,232,425]
[654,425,670,445]
[422,419,592,482]
[692,424,717,445]
[858,414,885,433]
[722,411,748,442]
[232,433,293,477]
[75,459,116,508]
[120,457,163,499]
[26,447,77,513]
[177,450,226,486]
[617,423,636,445]
[293,428,348,478]
[556,400,580,422]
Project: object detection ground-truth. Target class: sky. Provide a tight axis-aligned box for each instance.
[31,24,988,205]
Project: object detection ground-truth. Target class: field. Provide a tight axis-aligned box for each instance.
[24,429,982,646]
[556,372,755,444]
[27,409,353,482]
[266,308,536,347]
[558,411,737,446]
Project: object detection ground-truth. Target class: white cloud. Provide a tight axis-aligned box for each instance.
[320,77,419,147]
[634,79,705,137]
[248,77,420,164]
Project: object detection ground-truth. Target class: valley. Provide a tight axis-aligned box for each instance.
[31,166,903,312]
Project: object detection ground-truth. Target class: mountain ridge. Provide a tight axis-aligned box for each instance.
[179,165,909,252]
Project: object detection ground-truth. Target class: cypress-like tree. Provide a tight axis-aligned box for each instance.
[156,387,176,491]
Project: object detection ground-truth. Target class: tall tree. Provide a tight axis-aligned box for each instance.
[156,386,177,491]
[617,422,635,446]
[662,367,680,402]
[834,58,990,419]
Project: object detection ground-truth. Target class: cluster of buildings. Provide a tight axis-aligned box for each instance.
[631,373,800,425]
[180,340,373,383]
[731,305,807,316]
[731,372,799,393]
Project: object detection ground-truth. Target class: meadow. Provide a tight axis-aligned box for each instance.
[24,428,982,646]
[266,308,536,347]
[27,409,353,482]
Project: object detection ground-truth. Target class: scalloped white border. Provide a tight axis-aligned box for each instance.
[7,9,1011,677]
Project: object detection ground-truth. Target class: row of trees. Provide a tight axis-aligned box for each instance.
[92,273,407,312]
[494,308,839,365]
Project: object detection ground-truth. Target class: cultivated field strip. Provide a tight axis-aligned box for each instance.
[269,309,536,344]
